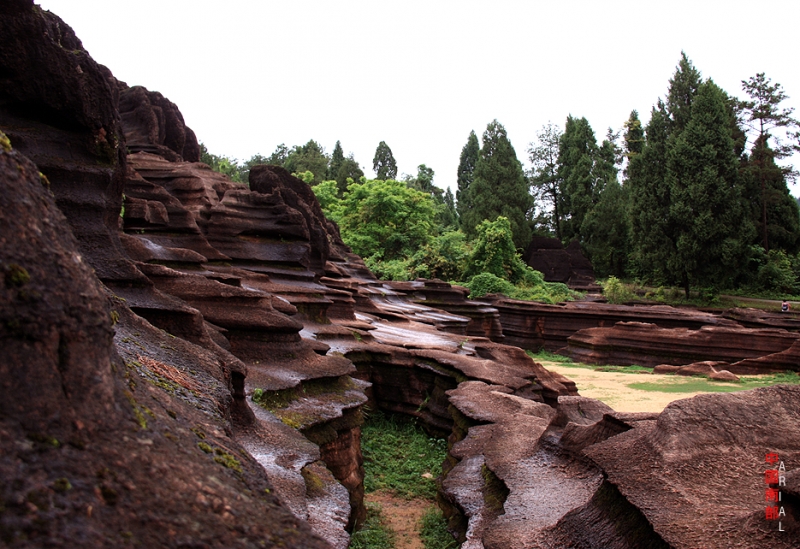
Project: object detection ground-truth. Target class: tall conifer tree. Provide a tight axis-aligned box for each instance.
[462,120,532,249]
[557,116,598,242]
[456,130,480,224]
[667,80,753,294]
[373,141,398,180]
[328,140,345,180]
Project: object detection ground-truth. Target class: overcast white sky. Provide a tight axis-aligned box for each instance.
[38,0,800,195]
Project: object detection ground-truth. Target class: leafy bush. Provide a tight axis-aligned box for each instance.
[464,272,515,298]
[756,249,799,294]
[601,276,635,304]
[464,217,528,282]
[365,257,413,281]
[464,272,574,303]
[409,230,471,281]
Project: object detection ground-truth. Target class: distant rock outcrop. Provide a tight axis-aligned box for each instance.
[566,321,800,372]
[522,236,600,291]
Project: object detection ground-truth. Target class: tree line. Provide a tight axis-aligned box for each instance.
[200,53,800,299]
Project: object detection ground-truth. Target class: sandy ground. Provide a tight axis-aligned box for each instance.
[365,491,429,549]
[541,361,722,413]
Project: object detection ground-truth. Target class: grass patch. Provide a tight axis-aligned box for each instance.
[528,350,653,373]
[527,349,574,363]
[419,506,458,549]
[349,502,395,549]
[361,411,448,500]
[627,371,800,393]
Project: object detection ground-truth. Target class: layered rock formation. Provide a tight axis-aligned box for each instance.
[565,321,800,372]
[491,299,740,352]
[522,236,600,291]
[2,3,799,549]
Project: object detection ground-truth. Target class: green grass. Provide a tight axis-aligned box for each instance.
[527,350,647,372]
[528,349,574,363]
[628,371,800,393]
[361,411,448,500]
[419,506,458,549]
[349,502,395,549]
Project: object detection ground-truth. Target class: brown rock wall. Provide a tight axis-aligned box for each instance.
[566,321,800,370]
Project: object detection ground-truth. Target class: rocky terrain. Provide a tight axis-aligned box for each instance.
[1,2,798,548]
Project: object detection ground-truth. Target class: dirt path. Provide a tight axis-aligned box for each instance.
[365,491,429,549]
[541,361,718,413]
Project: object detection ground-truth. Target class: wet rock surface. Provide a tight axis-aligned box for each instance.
[3,4,799,549]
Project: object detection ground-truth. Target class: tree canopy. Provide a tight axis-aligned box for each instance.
[461,120,532,249]
[373,141,398,180]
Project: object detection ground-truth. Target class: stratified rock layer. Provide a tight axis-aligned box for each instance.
[566,321,800,372]
[0,142,327,548]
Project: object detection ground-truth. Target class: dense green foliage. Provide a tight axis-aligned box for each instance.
[373,141,398,181]
[419,507,458,549]
[461,120,532,248]
[198,53,800,300]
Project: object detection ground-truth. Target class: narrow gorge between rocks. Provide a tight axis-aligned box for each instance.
[1,3,799,549]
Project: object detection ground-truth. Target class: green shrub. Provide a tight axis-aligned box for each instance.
[464,272,515,298]
[601,276,635,304]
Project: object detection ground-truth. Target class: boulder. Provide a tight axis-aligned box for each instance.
[0,141,327,548]
[491,299,740,352]
[522,236,600,291]
[585,385,800,548]
[710,369,740,382]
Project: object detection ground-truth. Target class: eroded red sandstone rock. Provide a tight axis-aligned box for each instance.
[522,236,600,291]
[566,321,800,371]
[0,143,328,548]
[118,83,200,162]
[491,299,740,352]
[585,386,800,548]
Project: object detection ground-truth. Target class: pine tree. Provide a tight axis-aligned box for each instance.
[557,116,598,243]
[373,141,397,180]
[581,179,629,277]
[284,140,329,185]
[667,80,753,294]
[441,187,458,229]
[740,72,800,251]
[328,140,344,180]
[456,130,480,224]
[629,102,674,280]
[623,110,644,179]
[667,52,702,135]
[462,120,532,249]
[741,136,800,253]
[334,155,364,196]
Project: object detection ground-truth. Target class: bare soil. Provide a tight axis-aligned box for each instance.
[541,361,713,412]
[365,491,429,549]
